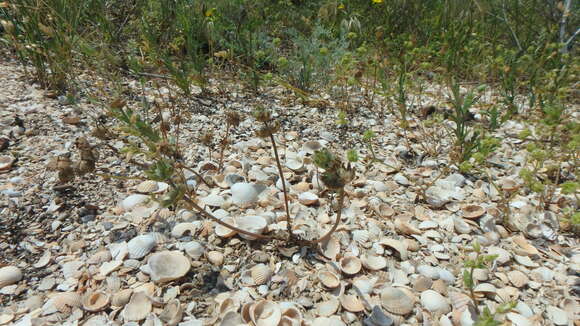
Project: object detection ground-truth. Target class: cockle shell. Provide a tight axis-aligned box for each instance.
[53,292,82,313]
[380,287,414,315]
[201,193,225,207]
[340,294,365,312]
[122,291,151,321]
[128,234,156,259]
[320,237,340,260]
[413,276,433,292]
[316,297,340,317]
[121,194,149,211]
[508,270,529,288]
[380,238,408,260]
[159,299,183,326]
[298,192,319,206]
[420,290,450,313]
[207,250,224,266]
[62,260,84,279]
[251,264,272,285]
[231,182,262,205]
[147,251,191,283]
[361,254,387,271]
[318,270,340,288]
[182,241,205,259]
[0,266,23,287]
[215,217,238,238]
[236,215,267,240]
[82,291,110,312]
[111,289,133,307]
[136,180,159,193]
[461,204,485,219]
[340,256,362,275]
[249,300,282,326]
[171,222,199,238]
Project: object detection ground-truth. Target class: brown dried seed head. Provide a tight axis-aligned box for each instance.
[225,111,242,127]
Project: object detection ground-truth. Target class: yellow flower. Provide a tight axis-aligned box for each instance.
[372,0,383,3]
[338,3,345,9]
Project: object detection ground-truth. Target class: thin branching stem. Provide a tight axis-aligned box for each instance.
[306,188,345,244]
[268,131,293,239]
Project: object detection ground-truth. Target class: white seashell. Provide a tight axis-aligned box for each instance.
[122,291,151,321]
[201,193,225,207]
[507,270,529,288]
[231,182,262,205]
[298,192,319,206]
[0,266,23,287]
[514,255,538,267]
[303,140,322,154]
[87,250,111,265]
[461,204,485,219]
[106,275,122,292]
[236,215,267,240]
[487,246,511,265]
[182,241,205,259]
[546,306,568,325]
[250,300,282,326]
[136,180,159,193]
[171,222,199,238]
[52,292,82,313]
[340,294,365,312]
[380,287,414,315]
[33,250,51,268]
[318,270,340,288]
[316,297,340,317]
[394,218,422,236]
[214,217,238,238]
[251,264,272,285]
[506,312,533,326]
[380,238,408,260]
[159,299,183,326]
[128,234,156,259]
[61,260,84,279]
[453,217,472,234]
[352,230,370,244]
[286,158,304,171]
[82,291,110,312]
[361,254,387,271]
[99,260,123,276]
[473,283,497,296]
[206,250,224,266]
[147,251,191,283]
[0,313,15,325]
[420,290,450,313]
[340,256,362,275]
[122,194,149,211]
[319,236,340,260]
[111,289,133,307]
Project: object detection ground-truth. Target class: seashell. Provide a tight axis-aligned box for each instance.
[171,222,199,238]
[249,300,282,326]
[136,180,159,193]
[352,230,370,245]
[53,292,82,313]
[496,286,519,302]
[303,140,322,154]
[340,256,362,275]
[512,235,540,256]
[413,276,433,292]
[312,317,347,326]
[403,239,420,252]
[0,155,15,171]
[147,251,191,283]
[506,312,533,326]
[364,305,394,326]
[128,234,156,259]
[461,204,485,219]
[122,291,151,321]
[206,250,224,266]
[417,265,439,279]
[121,194,149,211]
[182,241,205,259]
[281,306,302,323]
[546,306,569,325]
[236,215,267,240]
[319,236,340,260]
[380,238,408,260]
[431,279,448,295]
[293,180,311,192]
[214,217,238,238]
[449,292,471,311]
[286,158,304,171]
[340,294,365,312]
[487,246,511,265]
[220,297,241,315]
[420,290,450,313]
[473,283,497,297]
[361,254,387,271]
[62,260,84,279]
[514,254,538,267]
[507,270,529,288]
[106,275,122,292]
[201,193,225,207]
[394,218,422,236]
[0,313,15,325]
[318,270,340,288]
[0,266,23,287]
[380,287,414,315]
[82,291,110,312]
[373,203,395,218]
[111,289,133,307]
[251,264,272,285]
[33,250,52,268]
[298,192,319,206]
[231,182,264,205]
[159,299,183,326]
[500,178,519,192]
[100,260,122,276]
[224,173,245,187]
[87,250,111,265]
[316,297,340,317]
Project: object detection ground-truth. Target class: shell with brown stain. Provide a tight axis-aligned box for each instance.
[53,292,82,314]
[0,266,22,287]
[340,256,362,275]
[340,294,365,312]
[82,291,110,312]
[380,287,414,315]
[122,291,152,321]
[250,264,272,285]
[249,300,282,326]
[318,270,340,288]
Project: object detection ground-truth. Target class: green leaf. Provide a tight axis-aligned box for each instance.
[463,269,474,289]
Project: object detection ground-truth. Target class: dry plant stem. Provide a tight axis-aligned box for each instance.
[268,131,294,239]
[217,124,231,172]
[176,164,212,188]
[305,189,345,245]
[182,194,272,240]
[468,264,480,315]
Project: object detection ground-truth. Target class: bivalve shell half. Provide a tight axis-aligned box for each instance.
[461,204,485,219]
[122,291,151,322]
[380,287,414,315]
[231,182,261,205]
[380,238,408,260]
[507,270,529,288]
[320,236,340,261]
[128,234,156,259]
[0,266,23,287]
[340,256,362,275]
[340,294,365,312]
[147,251,191,283]
[136,180,159,193]
[171,222,199,238]
[316,297,340,317]
[214,217,238,238]
[53,292,82,314]
[82,291,110,312]
[249,300,282,326]
[318,270,340,288]
[236,215,267,240]
[361,254,387,271]
[207,250,224,266]
[364,305,394,326]
[250,264,272,285]
[159,299,183,326]
[420,290,450,314]
[182,241,205,259]
[111,289,133,307]
[298,192,319,206]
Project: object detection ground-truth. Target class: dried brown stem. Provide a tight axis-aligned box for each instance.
[268,131,294,239]
[217,124,231,173]
[306,188,345,244]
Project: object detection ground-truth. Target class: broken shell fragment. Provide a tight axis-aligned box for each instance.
[159,299,183,326]
[249,300,282,326]
[316,297,340,317]
[122,291,152,322]
[82,291,110,312]
[215,217,238,238]
[147,251,191,283]
[381,287,414,315]
[207,250,224,266]
[364,305,394,326]
[340,294,365,312]
[507,270,529,288]
[361,254,387,271]
[53,292,82,314]
[111,289,133,307]
[128,234,156,259]
[320,236,340,260]
[0,266,23,287]
[318,270,340,288]
[298,192,319,206]
[236,215,267,240]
